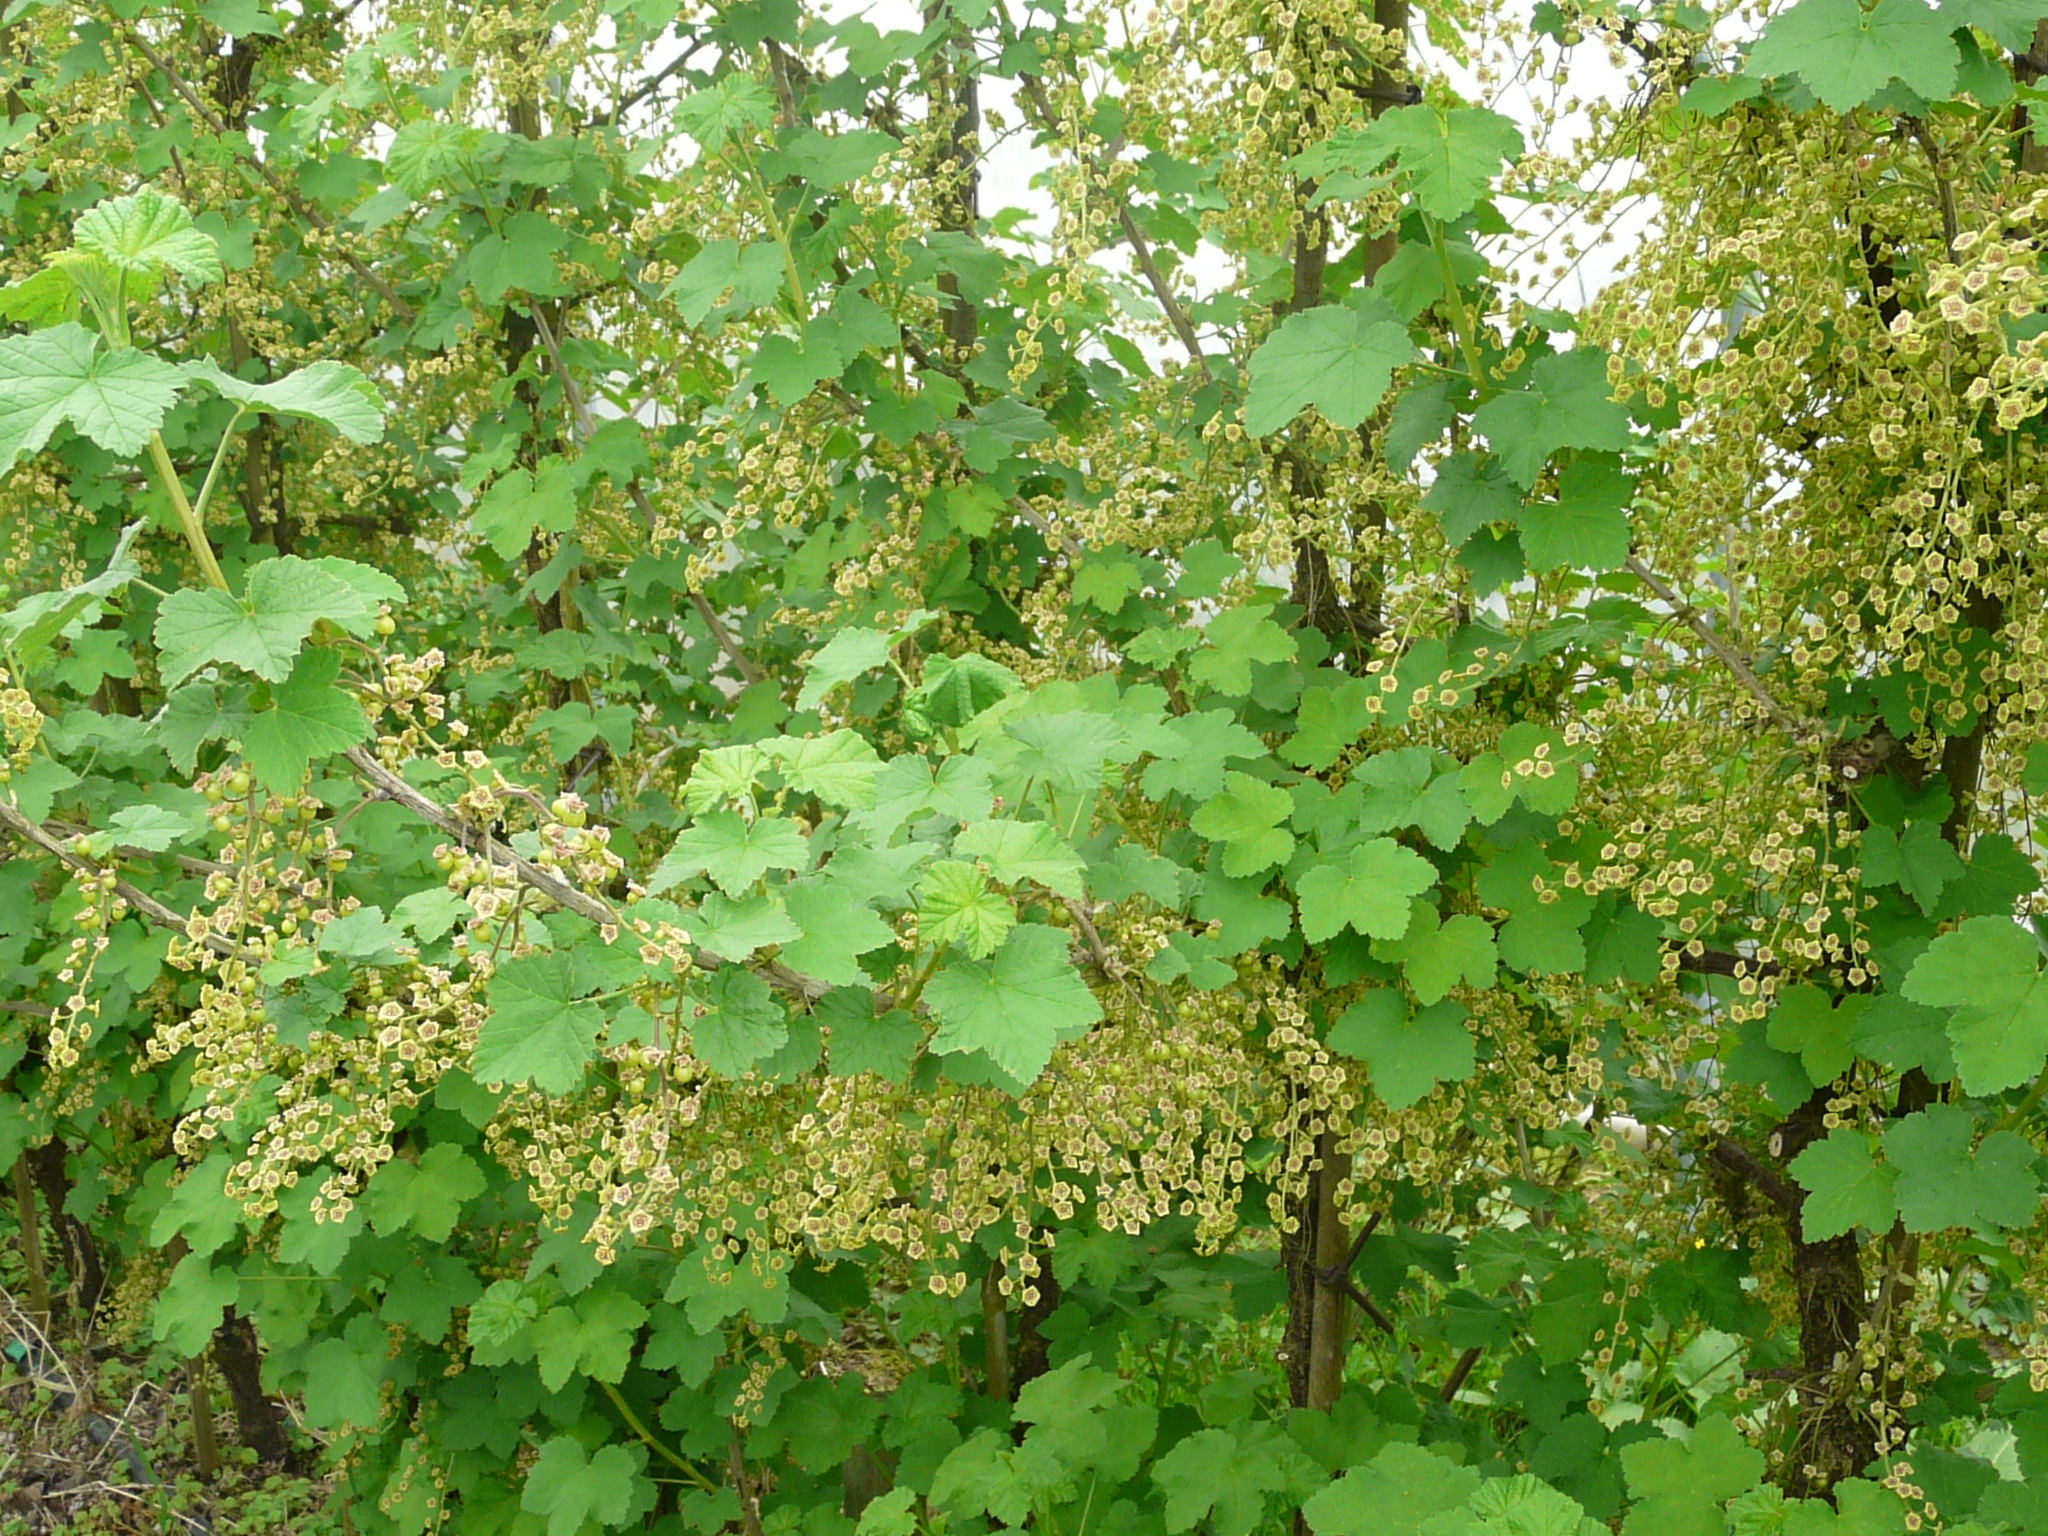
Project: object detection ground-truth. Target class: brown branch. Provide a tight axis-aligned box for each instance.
[115,26,415,325]
[1625,557,1810,740]
[1671,945,1782,982]
[523,308,765,688]
[1439,1345,1483,1402]
[346,745,619,928]
[0,797,248,959]
[1010,71,1211,380]
[1708,1135,1802,1219]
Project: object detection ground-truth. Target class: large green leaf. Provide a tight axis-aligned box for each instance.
[1787,1129,1897,1241]
[476,951,605,1095]
[73,188,223,284]
[1903,915,2048,1094]
[1470,351,1633,489]
[0,322,185,468]
[1297,105,1524,221]
[182,358,385,443]
[154,556,386,686]
[1294,839,1436,944]
[240,647,370,791]
[1244,302,1414,436]
[1747,0,1959,111]
[925,923,1102,1083]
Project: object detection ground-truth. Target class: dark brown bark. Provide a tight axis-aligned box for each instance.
[923,4,979,358]
[189,1352,220,1481]
[1770,1091,1873,1497]
[28,1140,105,1319]
[11,1155,48,1327]
[213,1308,299,1467]
[1010,1264,1060,1394]
[980,1260,1010,1402]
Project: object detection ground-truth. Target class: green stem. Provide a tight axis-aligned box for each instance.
[1427,217,1492,403]
[147,433,230,591]
[732,142,809,316]
[190,408,247,527]
[599,1380,719,1491]
[2000,1070,2048,1132]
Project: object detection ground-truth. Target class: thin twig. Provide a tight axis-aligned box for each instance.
[523,308,765,687]
[0,800,246,960]
[115,26,414,325]
[1707,1136,1802,1219]
[1011,69,1211,379]
[1625,557,1808,739]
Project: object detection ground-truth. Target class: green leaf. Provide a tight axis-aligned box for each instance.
[240,647,370,791]
[919,860,1017,958]
[1518,454,1633,572]
[476,951,604,1094]
[1859,820,1963,915]
[1300,105,1524,221]
[472,460,580,559]
[1944,0,2048,51]
[676,76,778,150]
[1295,839,1436,944]
[1353,748,1472,850]
[0,322,185,468]
[1618,1417,1765,1536]
[1328,993,1475,1108]
[104,802,205,853]
[1423,452,1522,545]
[925,923,1103,1084]
[1747,0,1959,112]
[770,730,886,807]
[1765,984,1862,1085]
[1882,1102,2039,1231]
[1304,1443,1481,1536]
[1903,915,2048,1094]
[849,754,994,843]
[652,812,810,895]
[300,1315,389,1429]
[954,818,1089,898]
[688,965,788,1076]
[690,891,801,961]
[1284,681,1377,772]
[1145,710,1268,798]
[1189,605,1299,695]
[0,267,82,328]
[0,519,143,669]
[1190,772,1298,877]
[763,126,899,186]
[466,1278,540,1366]
[366,1144,486,1243]
[181,358,385,444]
[664,239,788,324]
[531,1289,650,1390]
[1787,1129,1897,1241]
[1470,350,1632,489]
[1375,908,1499,1003]
[1154,1424,1306,1536]
[155,556,387,686]
[521,1437,644,1536]
[918,652,1023,726]
[73,188,223,284]
[468,211,571,303]
[153,1252,239,1357]
[821,989,921,1082]
[320,904,407,963]
[799,628,893,710]
[1243,302,1414,436]
[781,880,895,985]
